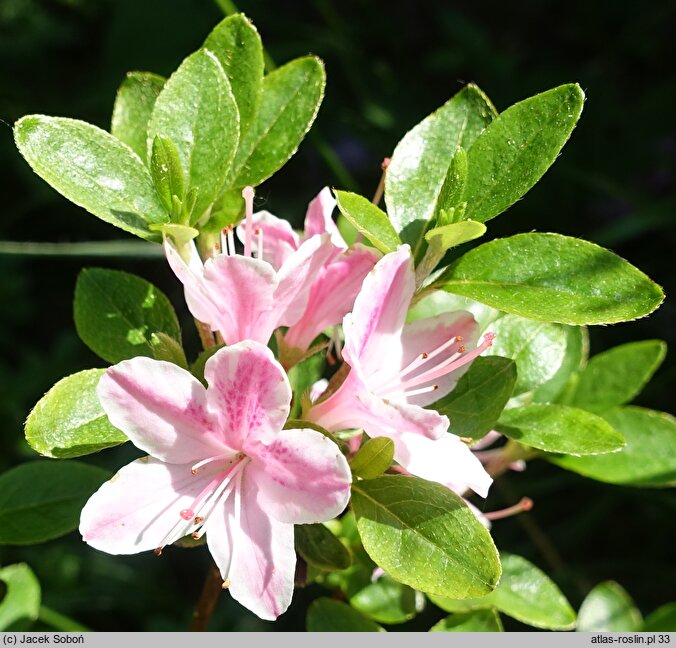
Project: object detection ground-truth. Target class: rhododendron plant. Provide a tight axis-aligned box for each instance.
[5,9,671,635]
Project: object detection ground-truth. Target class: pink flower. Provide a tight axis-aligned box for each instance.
[80,341,351,620]
[306,246,494,498]
[237,188,381,352]
[164,187,334,346]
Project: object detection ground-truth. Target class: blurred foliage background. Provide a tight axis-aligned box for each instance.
[0,0,674,631]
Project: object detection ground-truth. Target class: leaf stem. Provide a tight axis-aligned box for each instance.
[38,606,90,632]
[190,563,224,631]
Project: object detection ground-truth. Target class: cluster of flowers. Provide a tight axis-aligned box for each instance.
[79,187,496,620]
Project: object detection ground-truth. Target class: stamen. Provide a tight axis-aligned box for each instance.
[459,437,473,444]
[398,335,463,381]
[154,548,162,557]
[242,186,255,258]
[227,227,236,257]
[191,453,232,475]
[401,384,438,398]
[222,578,231,590]
[221,228,229,256]
[483,497,533,521]
[256,227,264,261]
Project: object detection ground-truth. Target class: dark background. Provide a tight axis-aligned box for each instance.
[0,0,674,631]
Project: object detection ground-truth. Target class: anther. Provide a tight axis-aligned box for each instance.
[456,336,463,343]
[154,548,162,557]
[191,532,200,540]
[194,516,204,525]
[458,345,466,353]
[459,437,473,444]
[222,578,231,590]
[421,352,429,359]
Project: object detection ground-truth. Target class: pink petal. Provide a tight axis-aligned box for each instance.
[98,358,225,464]
[80,457,218,554]
[394,432,493,498]
[398,311,479,405]
[204,342,291,450]
[246,428,351,524]
[201,254,279,344]
[284,244,381,351]
[342,247,414,385]
[211,469,296,620]
[303,187,346,249]
[236,210,300,270]
[275,233,334,327]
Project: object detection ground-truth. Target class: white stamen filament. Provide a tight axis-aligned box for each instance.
[398,335,463,381]
[220,229,229,256]
[190,453,233,475]
[227,227,236,257]
[242,186,255,257]
[256,227,264,261]
[401,384,439,398]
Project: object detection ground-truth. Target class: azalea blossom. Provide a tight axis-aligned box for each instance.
[164,187,334,346]
[237,187,381,352]
[306,246,493,498]
[80,341,351,620]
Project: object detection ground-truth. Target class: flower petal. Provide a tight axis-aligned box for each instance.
[398,311,479,405]
[98,357,224,463]
[201,254,279,344]
[342,246,414,385]
[246,428,351,524]
[394,432,493,498]
[204,342,291,449]
[303,187,346,248]
[275,233,334,326]
[284,244,381,351]
[236,210,300,270]
[214,469,296,620]
[80,457,218,554]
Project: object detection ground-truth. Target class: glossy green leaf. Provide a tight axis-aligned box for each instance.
[25,369,127,459]
[350,575,423,624]
[350,437,395,479]
[430,554,576,630]
[147,49,239,224]
[150,332,188,369]
[434,233,664,325]
[568,340,667,413]
[14,116,167,240]
[191,344,225,387]
[74,268,181,364]
[295,523,352,572]
[228,56,325,188]
[486,315,568,395]
[577,581,643,632]
[0,564,41,630]
[385,84,496,246]
[150,135,185,213]
[407,291,500,331]
[433,357,516,441]
[306,598,384,632]
[435,147,469,219]
[351,475,501,598]
[0,462,111,544]
[532,326,589,403]
[111,71,165,163]
[287,351,326,418]
[203,14,263,138]
[498,403,624,455]
[334,191,402,254]
[549,406,676,487]
[424,220,487,251]
[643,603,676,632]
[463,84,584,223]
[430,609,503,632]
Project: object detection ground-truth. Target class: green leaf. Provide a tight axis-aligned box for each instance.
[385,84,496,246]
[227,56,325,188]
[350,575,423,624]
[643,603,676,632]
[306,598,384,632]
[295,523,352,572]
[549,406,676,487]
[431,554,576,630]
[74,267,181,364]
[486,315,568,395]
[334,191,402,254]
[111,71,165,163]
[147,49,239,224]
[424,220,487,251]
[407,291,500,331]
[567,340,667,413]
[150,332,188,369]
[435,147,469,218]
[351,475,501,598]
[350,437,395,479]
[433,357,516,441]
[287,351,326,418]
[190,344,225,386]
[150,135,185,213]
[203,14,263,138]
[463,84,585,223]
[0,564,41,630]
[434,233,664,325]
[25,369,127,459]
[532,326,589,404]
[14,116,167,240]
[0,462,111,545]
[577,581,643,632]
[430,609,503,632]
[498,403,625,455]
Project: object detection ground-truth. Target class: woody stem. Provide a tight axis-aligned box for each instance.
[190,562,223,631]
